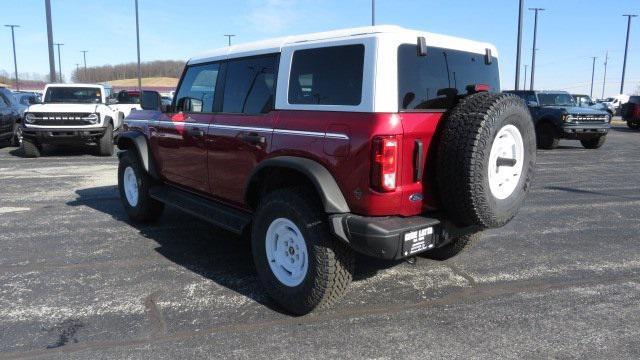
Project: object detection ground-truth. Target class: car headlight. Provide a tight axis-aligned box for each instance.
[86,113,99,124]
[564,114,573,122]
[25,113,36,124]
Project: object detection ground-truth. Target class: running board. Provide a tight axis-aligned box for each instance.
[149,185,251,234]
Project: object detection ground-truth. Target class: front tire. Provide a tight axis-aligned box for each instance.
[580,135,606,149]
[98,124,114,156]
[536,122,559,149]
[118,150,164,222]
[21,139,41,158]
[252,187,354,315]
[627,121,640,130]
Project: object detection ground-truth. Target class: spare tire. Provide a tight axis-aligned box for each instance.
[436,92,536,229]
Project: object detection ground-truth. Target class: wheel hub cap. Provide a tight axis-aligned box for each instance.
[123,166,139,207]
[265,218,308,287]
[488,124,525,200]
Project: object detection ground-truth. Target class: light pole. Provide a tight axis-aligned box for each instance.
[371,0,375,26]
[529,7,544,91]
[4,25,20,90]
[523,64,528,90]
[224,34,235,46]
[81,50,88,82]
[515,0,524,90]
[53,43,64,83]
[135,0,142,94]
[45,0,56,82]
[75,63,80,82]
[589,56,597,98]
[620,14,637,94]
[601,51,609,99]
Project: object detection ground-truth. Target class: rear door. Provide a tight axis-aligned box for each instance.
[0,92,13,138]
[152,62,221,194]
[207,54,279,206]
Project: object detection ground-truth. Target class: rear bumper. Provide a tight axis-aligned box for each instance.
[22,126,108,144]
[561,122,610,137]
[330,213,477,260]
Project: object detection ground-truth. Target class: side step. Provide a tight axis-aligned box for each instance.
[149,185,252,234]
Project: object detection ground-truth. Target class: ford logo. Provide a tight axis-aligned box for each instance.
[409,193,423,202]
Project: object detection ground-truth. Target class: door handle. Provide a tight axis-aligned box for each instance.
[240,132,266,145]
[188,127,205,138]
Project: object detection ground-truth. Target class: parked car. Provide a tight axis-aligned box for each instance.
[116,26,536,314]
[110,90,144,117]
[161,96,172,107]
[572,94,614,115]
[0,86,26,146]
[21,83,127,157]
[621,95,640,130]
[13,91,41,107]
[506,90,610,149]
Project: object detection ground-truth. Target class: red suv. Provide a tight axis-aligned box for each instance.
[117,26,536,314]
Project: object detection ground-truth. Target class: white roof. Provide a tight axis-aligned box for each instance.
[189,25,498,65]
[45,83,103,88]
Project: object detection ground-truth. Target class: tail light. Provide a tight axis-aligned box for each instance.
[371,136,398,192]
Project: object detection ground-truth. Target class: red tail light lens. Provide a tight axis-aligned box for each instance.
[371,136,398,192]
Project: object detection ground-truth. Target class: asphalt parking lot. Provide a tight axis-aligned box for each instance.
[0,124,639,359]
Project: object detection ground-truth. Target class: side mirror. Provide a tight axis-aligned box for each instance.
[176,97,192,112]
[527,101,539,107]
[141,90,161,111]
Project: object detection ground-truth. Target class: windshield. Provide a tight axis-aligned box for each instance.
[44,87,102,104]
[116,91,141,104]
[537,93,575,107]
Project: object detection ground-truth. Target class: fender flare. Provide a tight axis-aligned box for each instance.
[246,156,350,214]
[117,131,158,179]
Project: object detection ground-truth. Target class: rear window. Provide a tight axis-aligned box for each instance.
[398,45,500,110]
[288,44,364,106]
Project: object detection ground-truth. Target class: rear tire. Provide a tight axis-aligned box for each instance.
[627,121,639,130]
[436,92,536,229]
[252,187,354,315]
[21,139,41,158]
[98,124,114,156]
[421,232,480,261]
[118,150,164,222]
[536,122,559,149]
[580,135,606,149]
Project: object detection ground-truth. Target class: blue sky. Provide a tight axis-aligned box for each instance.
[1,0,638,97]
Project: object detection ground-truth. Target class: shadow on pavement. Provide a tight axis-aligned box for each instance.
[68,185,397,314]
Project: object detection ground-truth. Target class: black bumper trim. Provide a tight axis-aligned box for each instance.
[22,126,108,143]
[330,213,476,260]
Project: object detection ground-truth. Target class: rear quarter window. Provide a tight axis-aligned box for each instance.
[288,44,364,106]
[398,45,500,111]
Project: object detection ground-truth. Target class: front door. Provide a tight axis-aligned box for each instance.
[208,54,279,206]
[152,62,221,194]
[0,92,14,138]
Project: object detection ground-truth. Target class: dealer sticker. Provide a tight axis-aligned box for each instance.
[403,227,435,256]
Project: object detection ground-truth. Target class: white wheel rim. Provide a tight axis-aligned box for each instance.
[265,218,309,287]
[488,124,525,200]
[123,166,139,207]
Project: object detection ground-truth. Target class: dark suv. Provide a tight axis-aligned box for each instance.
[0,87,25,147]
[506,90,611,149]
[621,96,640,130]
[116,26,536,314]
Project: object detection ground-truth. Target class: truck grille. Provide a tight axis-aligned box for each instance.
[30,113,95,126]
[572,114,608,122]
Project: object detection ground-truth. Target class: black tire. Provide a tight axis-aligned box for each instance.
[10,122,22,147]
[98,123,114,156]
[21,139,41,158]
[421,232,480,261]
[118,150,164,222]
[627,121,640,130]
[437,92,536,229]
[536,122,559,149]
[580,135,606,149]
[252,187,354,315]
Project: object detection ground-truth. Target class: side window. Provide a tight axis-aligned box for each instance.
[288,44,364,106]
[175,63,220,113]
[222,55,278,114]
